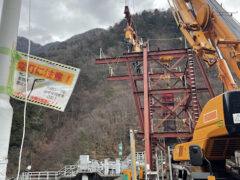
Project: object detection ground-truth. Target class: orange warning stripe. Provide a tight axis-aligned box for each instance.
[204,110,217,122]
[21,52,77,71]
[16,60,75,85]
[12,93,61,110]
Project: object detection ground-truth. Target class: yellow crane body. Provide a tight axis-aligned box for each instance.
[174,91,240,161]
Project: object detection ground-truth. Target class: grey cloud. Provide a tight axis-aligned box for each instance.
[0,0,238,45]
[19,0,127,44]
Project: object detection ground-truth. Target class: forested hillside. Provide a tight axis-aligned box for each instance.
[7,8,216,176]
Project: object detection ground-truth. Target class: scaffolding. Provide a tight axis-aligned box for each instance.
[96,46,214,175]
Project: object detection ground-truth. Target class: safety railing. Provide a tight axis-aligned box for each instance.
[19,153,145,179]
[20,171,59,180]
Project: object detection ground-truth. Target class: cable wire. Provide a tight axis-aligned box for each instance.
[16,0,31,179]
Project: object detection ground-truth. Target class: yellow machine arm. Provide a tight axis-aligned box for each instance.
[168,0,240,91]
[124,6,141,52]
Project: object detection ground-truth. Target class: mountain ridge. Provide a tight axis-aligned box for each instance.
[17,28,107,56]
[8,9,191,176]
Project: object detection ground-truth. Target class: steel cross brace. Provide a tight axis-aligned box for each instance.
[153,94,190,131]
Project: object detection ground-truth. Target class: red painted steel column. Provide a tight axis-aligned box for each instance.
[126,61,144,131]
[195,55,215,98]
[143,43,152,171]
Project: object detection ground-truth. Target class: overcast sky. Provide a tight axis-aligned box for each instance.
[0,0,239,45]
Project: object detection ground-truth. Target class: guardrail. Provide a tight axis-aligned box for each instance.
[20,152,145,180]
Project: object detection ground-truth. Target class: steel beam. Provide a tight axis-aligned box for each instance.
[143,43,152,170]
[153,94,190,131]
[122,48,188,57]
[195,55,215,98]
[106,72,185,81]
[126,61,144,132]
[95,47,214,173]
[96,49,188,64]
[134,88,209,95]
[96,54,187,64]
[153,140,167,152]
[137,132,192,138]
[169,55,185,71]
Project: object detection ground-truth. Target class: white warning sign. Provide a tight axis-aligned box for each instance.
[10,52,80,111]
[233,113,240,124]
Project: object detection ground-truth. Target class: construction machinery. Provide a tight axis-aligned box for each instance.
[167,0,240,179]
[168,0,240,91]
[97,1,240,179]
[124,6,141,52]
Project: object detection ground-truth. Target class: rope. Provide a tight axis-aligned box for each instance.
[125,0,129,6]
[100,48,114,76]
[16,0,31,179]
[100,48,120,77]
[132,0,135,14]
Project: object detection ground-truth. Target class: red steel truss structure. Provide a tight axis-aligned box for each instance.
[95,43,214,170]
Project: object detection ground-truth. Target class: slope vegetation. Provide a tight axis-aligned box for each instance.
[8,9,201,176]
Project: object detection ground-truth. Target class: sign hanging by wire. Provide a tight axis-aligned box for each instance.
[10,52,80,111]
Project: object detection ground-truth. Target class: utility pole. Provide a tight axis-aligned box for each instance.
[130,129,137,180]
[0,0,22,179]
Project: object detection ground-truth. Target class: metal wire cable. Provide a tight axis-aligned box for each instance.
[16,0,31,179]
[206,0,240,39]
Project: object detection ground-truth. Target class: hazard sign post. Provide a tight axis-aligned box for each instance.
[0,1,79,178]
[10,52,80,111]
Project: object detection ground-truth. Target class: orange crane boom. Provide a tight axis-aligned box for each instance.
[168,0,240,91]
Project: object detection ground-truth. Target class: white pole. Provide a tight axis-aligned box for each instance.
[168,146,173,180]
[161,151,164,180]
[82,174,88,180]
[0,0,22,179]
[130,129,137,180]
[155,151,159,180]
